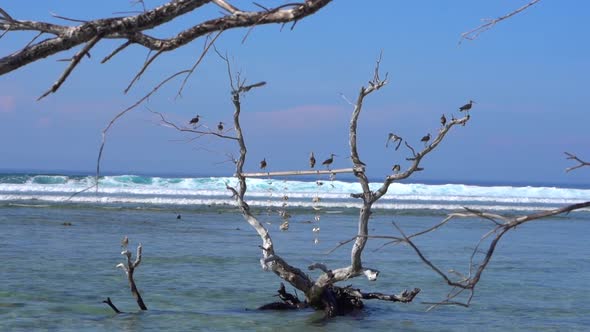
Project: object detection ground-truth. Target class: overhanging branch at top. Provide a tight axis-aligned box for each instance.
[0,0,333,99]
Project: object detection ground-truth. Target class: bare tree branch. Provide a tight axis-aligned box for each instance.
[217,51,314,293]
[0,0,333,87]
[565,152,590,172]
[394,200,590,307]
[101,40,133,64]
[343,286,421,303]
[212,0,241,14]
[37,33,102,100]
[460,0,541,44]
[102,297,122,314]
[374,115,470,202]
[346,53,387,274]
[149,108,238,140]
[116,237,147,310]
[176,30,224,98]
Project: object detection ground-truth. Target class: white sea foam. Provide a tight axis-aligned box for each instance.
[1,174,589,211]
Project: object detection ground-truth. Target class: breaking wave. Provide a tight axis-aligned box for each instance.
[0,174,588,212]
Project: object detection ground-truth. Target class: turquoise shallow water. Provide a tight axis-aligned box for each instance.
[1,203,589,331]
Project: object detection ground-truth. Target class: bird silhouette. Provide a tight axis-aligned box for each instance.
[421,133,431,145]
[121,235,129,248]
[259,158,267,170]
[322,154,336,168]
[459,100,475,112]
[309,152,316,168]
[386,133,403,150]
[189,115,200,125]
[392,164,401,172]
[440,114,447,126]
[217,122,224,131]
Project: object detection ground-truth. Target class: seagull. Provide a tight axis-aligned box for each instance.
[459,100,475,112]
[392,164,401,172]
[309,152,316,168]
[421,133,431,145]
[386,133,403,150]
[217,122,224,131]
[259,158,267,170]
[322,154,336,168]
[440,114,447,126]
[189,115,200,125]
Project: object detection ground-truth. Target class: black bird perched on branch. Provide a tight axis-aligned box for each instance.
[459,100,475,112]
[322,154,336,168]
[386,133,403,150]
[260,158,267,170]
[440,114,447,126]
[421,133,431,145]
[309,152,316,168]
[189,115,200,126]
[392,164,401,173]
[217,122,224,131]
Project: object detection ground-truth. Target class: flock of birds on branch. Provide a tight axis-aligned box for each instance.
[386,100,475,173]
[187,100,475,174]
[182,100,475,234]
[188,115,226,132]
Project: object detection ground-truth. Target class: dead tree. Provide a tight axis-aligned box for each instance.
[103,236,147,313]
[4,0,586,317]
[199,54,473,316]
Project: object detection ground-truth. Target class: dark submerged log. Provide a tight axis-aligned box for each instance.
[258,284,420,317]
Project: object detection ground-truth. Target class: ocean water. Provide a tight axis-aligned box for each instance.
[1,173,589,331]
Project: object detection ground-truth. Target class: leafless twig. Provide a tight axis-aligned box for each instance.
[565,152,590,172]
[460,0,541,44]
[391,200,590,308]
[38,34,102,100]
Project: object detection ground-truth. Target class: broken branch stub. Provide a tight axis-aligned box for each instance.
[116,238,147,310]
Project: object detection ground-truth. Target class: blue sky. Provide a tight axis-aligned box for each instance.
[1,1,589,186]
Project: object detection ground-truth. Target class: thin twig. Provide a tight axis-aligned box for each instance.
[177,30,224,98]
[460,0,541,44]
[565,152,590,172]
[38,34,102,100]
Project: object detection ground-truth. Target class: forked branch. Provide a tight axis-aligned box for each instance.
[565,152,590,172]
[116,237,147,310]
[393,201,590,309]
[374,114,470,202]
